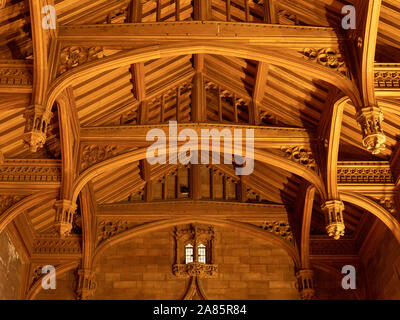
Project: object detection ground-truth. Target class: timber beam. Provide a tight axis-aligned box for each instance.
[57,21,343,47]
[97,200,288,221]
[80,123,315,148]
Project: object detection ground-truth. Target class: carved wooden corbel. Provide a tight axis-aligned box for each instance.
[23,104,52,152]
[321,200,345,240]
[54,199,77,237]
[295,269,315,300]
[76,268,96,300]
[356,106,386,155]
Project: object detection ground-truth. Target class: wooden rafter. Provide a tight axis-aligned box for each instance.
[29,0,49,106]
[57,22,342,46]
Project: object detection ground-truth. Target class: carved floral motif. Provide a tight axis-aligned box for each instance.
[302,48,348,77]
[337,165,393,184]
[260,221,293,243]
[379,197,396,214]
[282,146,316,169]
[81,145,119,171]
[97,220,137,244]
[58,47,104,76]
[173,263,218,279]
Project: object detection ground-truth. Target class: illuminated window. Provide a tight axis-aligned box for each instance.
[198,244,206,264]
[185,244,194,264]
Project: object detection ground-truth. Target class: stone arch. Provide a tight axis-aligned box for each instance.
[92,217,300,269]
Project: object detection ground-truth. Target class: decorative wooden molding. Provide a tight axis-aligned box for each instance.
[337,162,394,184]
[0,60,33,92]
[0,160,61,183]
[374,65,400,89]
[33,235,82,256]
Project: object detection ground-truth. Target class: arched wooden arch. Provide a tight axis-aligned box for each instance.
[71,145,327,204]
[92,217,301,269]
[26,260,80,300]
[325,97,349,200]
[56,92,74,201]
[340,191,400,244]
[0,191,57,234]
[300,185,316,269]
[45,42,362,115]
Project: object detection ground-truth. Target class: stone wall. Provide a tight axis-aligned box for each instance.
[35,269,77,300]
[90,227,299,300]
[203,228,299,300]
[0,231,23,300]
[363,223,400,299]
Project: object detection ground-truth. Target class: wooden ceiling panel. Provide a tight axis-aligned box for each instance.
[274,0,356,27]
[55,0,131,25]
[0,0,32,59]
[145,55,194,96]
[72,66,136,127]
[0,107,51,159]
[376,0,400,62]
[261,65,330,128]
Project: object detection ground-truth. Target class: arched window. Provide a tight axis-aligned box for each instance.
[185,244,194,264]
[198,244,206,264]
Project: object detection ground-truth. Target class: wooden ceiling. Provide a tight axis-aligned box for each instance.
[0,1,399,296]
